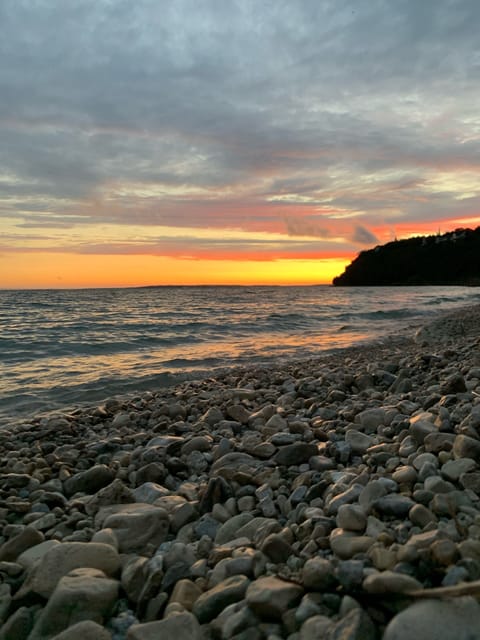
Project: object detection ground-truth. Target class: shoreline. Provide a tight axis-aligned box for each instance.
[4,300,477,432]
[1,304,480,638]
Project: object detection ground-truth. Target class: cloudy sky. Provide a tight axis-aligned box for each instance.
[2,0,480,286]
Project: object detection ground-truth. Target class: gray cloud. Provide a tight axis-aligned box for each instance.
[1,0,480,253]
[351,225,379,245]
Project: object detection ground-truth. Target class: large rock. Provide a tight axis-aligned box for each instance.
[95,503,169,554]
[383,596,480,640]
[28,542,121,598]
[27,568,118,640]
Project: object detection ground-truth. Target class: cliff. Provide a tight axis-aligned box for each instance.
[332,226,480,286]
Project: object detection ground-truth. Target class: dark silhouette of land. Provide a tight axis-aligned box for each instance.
[333,226,480,286]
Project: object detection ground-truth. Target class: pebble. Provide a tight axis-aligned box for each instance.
[246,576,303,619]
[362,570,423,594]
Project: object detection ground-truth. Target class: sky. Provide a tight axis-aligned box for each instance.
[1,0,480,288]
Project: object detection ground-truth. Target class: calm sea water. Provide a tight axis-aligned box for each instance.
[1,285,479,425]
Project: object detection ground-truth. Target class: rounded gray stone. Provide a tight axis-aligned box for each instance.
[383,596,480,640]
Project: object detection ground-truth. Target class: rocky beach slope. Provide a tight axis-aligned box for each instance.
[1,305,480,640]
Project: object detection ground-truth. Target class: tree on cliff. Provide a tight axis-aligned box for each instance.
[332,227,480,286]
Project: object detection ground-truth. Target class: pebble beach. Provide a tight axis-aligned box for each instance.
[1,304,480,640]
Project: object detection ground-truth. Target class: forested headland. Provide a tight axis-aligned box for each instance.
[333,227,480,286]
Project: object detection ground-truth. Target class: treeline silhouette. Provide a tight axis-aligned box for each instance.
[332,226,480,286]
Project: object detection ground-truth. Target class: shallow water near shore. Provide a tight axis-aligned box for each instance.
[1,285,479,425]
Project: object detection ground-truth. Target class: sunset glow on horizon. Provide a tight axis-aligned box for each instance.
[2,2,480,288]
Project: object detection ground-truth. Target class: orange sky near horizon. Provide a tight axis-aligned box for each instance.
[1,251,351,289]
[2,215,478,289]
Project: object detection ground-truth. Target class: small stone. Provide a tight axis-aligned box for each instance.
[85,478,135,515]
[192,575,250,623]
[440,373,467,394]
[95,503,169,554]
[430,539,458,566]
[441,458,476,482]
[274,443,318,466]
[210,453,264,483]
[246,576,303,619]
[215,513,253,544]
[215,601,260,638]
[169,579,202,611]
[409,504,437,528]
[424,432,455,453]
[299,615,332,640]
[424,475,455,493]
[368,545,397,570]
[460,471,480,493]
[358,480,387,511]
[329,529,375,560]
[111,412,131,428]
[356,408,385,433]
[31,513,57,531]
[135,462,166,486]
[345,430,374,454]
[363,570,423,594]
[410,419,436,444]
[325,607,376,640]
[17,540,60,571]
[392,465,417,484]
[302,557,336,591]
[453,435,480,461]
[373,495,415,518]
[336,504,367,532]
[126,611,202,640]
[237,495,256,512]
[0,584,12,626]
[63,464,115,497]
[50,620,112,640]
[261,533,293,564]
[227,404,251,424]
[336,560,364,591]
[0,526,44,562]
[0,605,35,640]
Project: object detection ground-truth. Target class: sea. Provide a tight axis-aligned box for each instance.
[1,285,480,426]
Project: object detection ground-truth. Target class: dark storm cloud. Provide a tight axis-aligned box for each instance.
[1,0,480,249]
